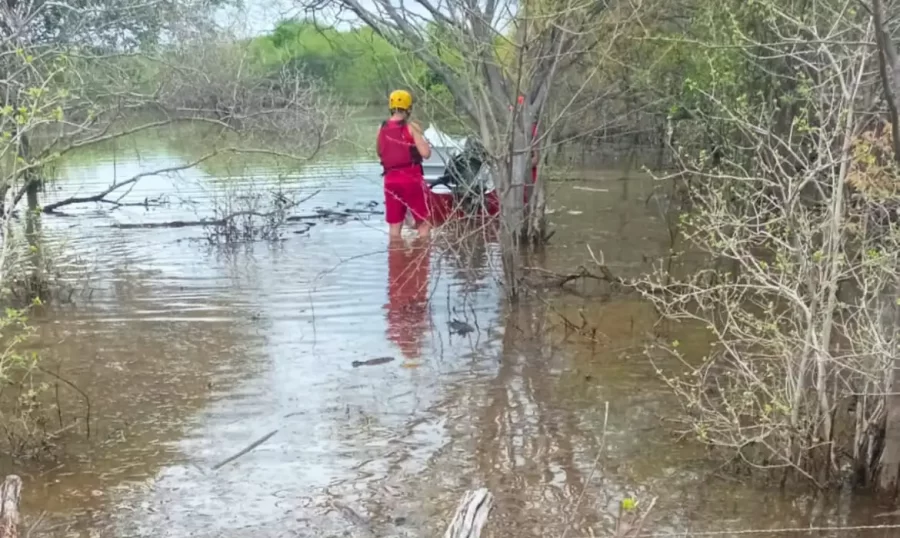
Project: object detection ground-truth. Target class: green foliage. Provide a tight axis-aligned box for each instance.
[249,19,429,105]
[0,296,54,458]
[244,18,468,120]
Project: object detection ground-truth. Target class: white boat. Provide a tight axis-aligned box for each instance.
[421,125,468,194]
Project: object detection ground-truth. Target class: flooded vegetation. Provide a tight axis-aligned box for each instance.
[0,133,890,537]
[5,1,900,537]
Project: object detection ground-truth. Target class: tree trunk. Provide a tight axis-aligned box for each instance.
[872,0,900,499]
[880,329,900,497]
[525,175,547,245]
[0,476,21,538]
[20,135,45,301]
[494,134,533,299]
[496,156,526,299]
[876,279,900,496]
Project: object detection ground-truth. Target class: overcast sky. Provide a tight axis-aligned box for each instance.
[217,0,423,37]
[217,0,512,38]
[216,0,296,37]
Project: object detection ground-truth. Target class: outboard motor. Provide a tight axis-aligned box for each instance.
[432,138,492,216]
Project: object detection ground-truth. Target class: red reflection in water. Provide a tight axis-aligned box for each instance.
[385,237,432,360]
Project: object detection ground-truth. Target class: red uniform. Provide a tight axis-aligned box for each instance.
[377,119,430,225]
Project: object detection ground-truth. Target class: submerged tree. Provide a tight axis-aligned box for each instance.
[297,0,643,296]
[0,1,338,217]
[0,0,340,304]
[629,0,900,497]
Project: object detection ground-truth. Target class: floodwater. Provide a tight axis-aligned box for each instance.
[1,134,897,537]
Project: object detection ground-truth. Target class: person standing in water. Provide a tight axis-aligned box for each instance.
[377,90,433,239]
[510,95,540,204]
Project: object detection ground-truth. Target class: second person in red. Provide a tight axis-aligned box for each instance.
[510,95,540,204]
[377,89,433,240]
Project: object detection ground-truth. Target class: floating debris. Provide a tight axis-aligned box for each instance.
[449,319,475,336]
[211,429,279,471]
[351,357,395,368]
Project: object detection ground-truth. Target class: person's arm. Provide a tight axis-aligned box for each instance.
[408,121,432,160]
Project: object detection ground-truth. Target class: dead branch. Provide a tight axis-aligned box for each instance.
[0,476,20,538]
[443,488,493,538]
[109,214,310,231]
[41,151,222,213]
[41,153,321,214]
[37,366,91,440]
[523,265,670,296]
[211,429,278,471]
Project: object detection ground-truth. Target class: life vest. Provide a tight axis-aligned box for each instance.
[377,119,423,177]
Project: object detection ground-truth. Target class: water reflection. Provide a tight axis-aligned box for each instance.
[440,222,497,282]
[385,237,432,362]
[12,132,897,537]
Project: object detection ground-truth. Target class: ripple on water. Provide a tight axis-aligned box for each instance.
[17,148,892,538]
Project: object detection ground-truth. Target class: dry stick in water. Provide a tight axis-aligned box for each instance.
[561,401,609,538]
[38,366,91,439]
[0,475,21,538]
[211,429,279,471]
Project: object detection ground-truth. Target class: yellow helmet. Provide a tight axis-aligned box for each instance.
[389,89,413,111]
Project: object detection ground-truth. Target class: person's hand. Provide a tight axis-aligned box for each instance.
[408,120,423,135]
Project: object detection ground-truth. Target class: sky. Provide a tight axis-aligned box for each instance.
[216,0,428,37]
[216,0,298,37]
[216,0,512,38]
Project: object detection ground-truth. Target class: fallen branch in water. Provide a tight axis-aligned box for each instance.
[525,245,678,297]
[109,215,313,231]
[41,151,227,214]
[351,357,394,368]
[444,489,493,538]
[286,207,383,221]
[0,475,21,538]
[212,429,278,471]
[107,190,322,230]
[41,146,324,214]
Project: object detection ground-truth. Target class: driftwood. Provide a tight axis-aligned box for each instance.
[0,475,21,538]
[444,488,493,538]
[286,208,383,221]
[351,357,395,368]
[103,198,385,232]
[108,214,313,231]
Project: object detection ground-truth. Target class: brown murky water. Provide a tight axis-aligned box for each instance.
[1,138,896,537]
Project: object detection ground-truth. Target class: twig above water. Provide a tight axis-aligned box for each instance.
[562,401,609,538]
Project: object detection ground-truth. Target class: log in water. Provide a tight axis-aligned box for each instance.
[0,475,21,538]
[444,488,493,538]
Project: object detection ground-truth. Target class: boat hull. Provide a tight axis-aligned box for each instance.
[426,185,500,226]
